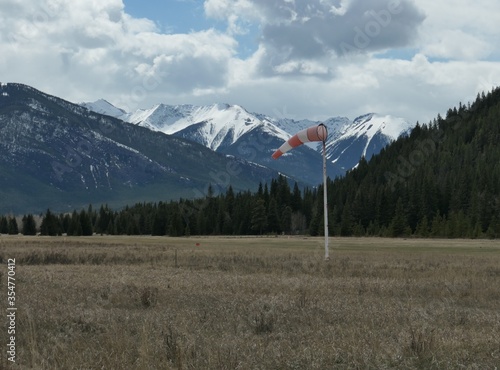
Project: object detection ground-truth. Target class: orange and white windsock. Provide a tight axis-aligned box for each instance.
[272,124,328,159]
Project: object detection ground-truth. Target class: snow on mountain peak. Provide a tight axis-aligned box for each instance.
[336,113,411,142]
[121,102,290,150]
[325,112,412,169]
[81,99,126,118]
[81,98,414,174]
[351,113,412,140]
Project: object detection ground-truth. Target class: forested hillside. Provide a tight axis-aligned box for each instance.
[326,87,500,238]
[5,88,500,238]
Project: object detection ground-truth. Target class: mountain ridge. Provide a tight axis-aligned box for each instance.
[83,99,414,176]
[0,83,280,213]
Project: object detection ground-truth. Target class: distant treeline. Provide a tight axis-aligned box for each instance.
[2,88,500,239]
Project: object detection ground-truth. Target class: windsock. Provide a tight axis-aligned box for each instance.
[272,124,328,159]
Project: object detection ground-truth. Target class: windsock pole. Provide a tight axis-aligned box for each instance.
[322,139,329,261]
[271,123,329,260]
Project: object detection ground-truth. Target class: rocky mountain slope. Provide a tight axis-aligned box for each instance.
[84,100,413,180]
[0,83,279,213]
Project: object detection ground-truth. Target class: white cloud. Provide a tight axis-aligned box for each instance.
[204,0,262,26]
[0,0,236,111]
[421,30,492,61]
[416,0,500,61]
[1,0,500,128]
[221,51,500,125]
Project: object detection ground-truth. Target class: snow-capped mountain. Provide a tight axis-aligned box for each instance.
[83,101,338,183]
[82,99,414,182]
[81,99,127,118]
[122,103,290,151]
[0,83,280,213]
[323,113,413,171]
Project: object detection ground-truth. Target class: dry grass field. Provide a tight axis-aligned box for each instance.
[1,236,499,369]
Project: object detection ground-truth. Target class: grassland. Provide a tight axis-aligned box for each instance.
[1,236,499,369]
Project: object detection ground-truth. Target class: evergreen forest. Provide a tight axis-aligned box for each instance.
[3,88,500,238]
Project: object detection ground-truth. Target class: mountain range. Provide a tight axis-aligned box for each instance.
[0,83,277,213]
[82,99,413,177]
[0,82,414,214]
[76,88,500,239]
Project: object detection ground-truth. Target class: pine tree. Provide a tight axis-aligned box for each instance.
[68,211,82,236]
[80,209,93,236]
[471,221,483,239]
[40,209,60,236]
[106,219,116,235]
[415,215,429,237]
[291,182,302,212]
[196,210,206,235]
[87,204,96,227]
[281,206,292,234]
[138,213,146,235]
[340,202,353,236]
[251,199,267,234]
[22,214,37,235]
[486,216,500,239]
[225,186,235,215]
[391,198,407,237]
[308,209,321,236]
[352,222,365,236]
[431,211,445,237]
[96,205,113,234]
[152,211,167,236]
[267,198,280,233]
[0,216,8,234]
[60,214,71,234]
[8,217,19,235]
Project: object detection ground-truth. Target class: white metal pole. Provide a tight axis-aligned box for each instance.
[323,140,329,261]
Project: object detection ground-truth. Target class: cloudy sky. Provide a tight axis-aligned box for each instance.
[2,0,500,124]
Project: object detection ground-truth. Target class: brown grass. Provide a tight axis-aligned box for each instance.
[0,236,499,369]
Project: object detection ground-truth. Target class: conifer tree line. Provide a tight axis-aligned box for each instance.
[1,88,499,238]
[324,87,500,238]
